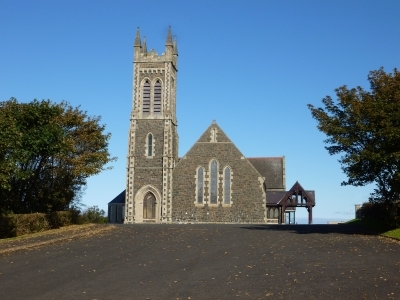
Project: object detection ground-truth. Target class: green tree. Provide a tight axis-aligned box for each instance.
[308,68,400,203]
[79,205,108,224]
[0,98,116,214]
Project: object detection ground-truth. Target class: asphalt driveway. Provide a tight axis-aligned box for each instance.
[0,224,399,299]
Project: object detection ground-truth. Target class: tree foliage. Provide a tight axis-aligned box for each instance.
[0,98,116,214]
[308,68,400,203]
[79,205,107,224]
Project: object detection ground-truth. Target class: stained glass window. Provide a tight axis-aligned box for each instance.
[224,167,231,204]
[210,160,218,204]
[197,167,204,204]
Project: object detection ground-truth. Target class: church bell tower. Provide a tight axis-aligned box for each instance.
[125,27,179,223]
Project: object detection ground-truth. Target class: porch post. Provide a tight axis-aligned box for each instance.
[280,206,285,224]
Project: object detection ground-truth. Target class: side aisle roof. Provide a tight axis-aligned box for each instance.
[108,190,125,204]
[247,157,285,190]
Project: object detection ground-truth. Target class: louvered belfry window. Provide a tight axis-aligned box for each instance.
[210,160,218,204]
[142,80,150,113]
[154,80,161,113]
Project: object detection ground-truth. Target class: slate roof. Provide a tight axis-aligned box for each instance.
[108,190,126,204]
[266,191,287,204]
[247,157,284,190]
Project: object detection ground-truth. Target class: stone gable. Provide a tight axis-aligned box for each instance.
[196,122,232,143]
[173,123,266,223]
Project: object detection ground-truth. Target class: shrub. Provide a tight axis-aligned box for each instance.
[0,206,108,239]
[360,202,400,227]
[69,208,81,225]
[0,215,14,238]
[47,211,72,229]
[0,213,50,238]
[79,206,108,224]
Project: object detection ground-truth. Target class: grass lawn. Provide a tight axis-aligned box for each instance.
[346,218,400,240]
[382,228,400,239]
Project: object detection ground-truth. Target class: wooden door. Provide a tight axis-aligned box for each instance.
[143,192,156,219]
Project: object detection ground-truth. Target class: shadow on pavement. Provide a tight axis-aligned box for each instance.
[239,224,380,235]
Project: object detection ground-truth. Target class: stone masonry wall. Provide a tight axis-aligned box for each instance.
[131,119,165,221]
[172,124,266,223]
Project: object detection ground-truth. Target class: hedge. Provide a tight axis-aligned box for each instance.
[0,207,107,238]
[359,202,400,227]
[0,213,50,238]
[0,211,74,238]
[47,211,73,229]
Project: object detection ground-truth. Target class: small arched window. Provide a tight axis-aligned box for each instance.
[210,159,218,204]
[273,208,279,218]
[197,167,204,204]
[142,80,150,113]
[223,167,231,204]
[154,80,161,114]
[148,134,153,156]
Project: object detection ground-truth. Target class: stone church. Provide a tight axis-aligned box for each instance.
[108,28,315,224]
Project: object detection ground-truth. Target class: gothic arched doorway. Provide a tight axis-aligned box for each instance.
[143,192,156,219]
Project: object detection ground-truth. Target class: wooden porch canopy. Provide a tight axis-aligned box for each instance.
[266,181,315,224]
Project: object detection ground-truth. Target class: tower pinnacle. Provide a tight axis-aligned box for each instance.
[173,36,178,56]
[142,36,147,54]
[134,27,141,47]
[165,26,173,46]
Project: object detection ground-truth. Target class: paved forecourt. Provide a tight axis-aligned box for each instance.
[0,224,399,299]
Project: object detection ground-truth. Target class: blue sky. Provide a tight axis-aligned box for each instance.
[1,1,399,223]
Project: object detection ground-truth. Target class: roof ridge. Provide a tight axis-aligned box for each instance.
[247,157,283,159]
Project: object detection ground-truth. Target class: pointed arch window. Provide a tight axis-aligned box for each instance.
[147,133,153,156]
[142,80,150,113]
[223,167,231,204]
[154,80,162,114]
[210,159,218,204]
[197,167,204,204]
